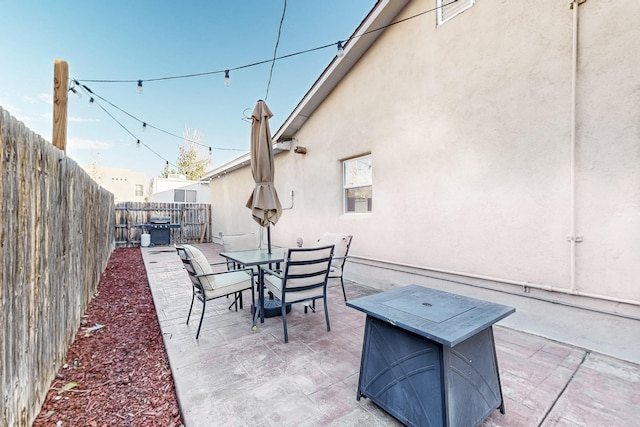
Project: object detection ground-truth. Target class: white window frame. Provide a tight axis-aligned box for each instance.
[343,154,372,214]
[135,184,143,197]
[437,0,475,26]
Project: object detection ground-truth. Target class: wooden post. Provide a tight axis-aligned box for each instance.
[53,59,68,153]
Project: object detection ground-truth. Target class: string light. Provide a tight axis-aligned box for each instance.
[76,1,452,88]
[72,83,180,170]
[69,86,82,99]
[142,122,147,132]
[89,97,95,107]
[74,81,246,155]
[67,1,454,171]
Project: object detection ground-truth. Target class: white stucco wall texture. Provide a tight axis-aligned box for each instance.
[210,0,640,304]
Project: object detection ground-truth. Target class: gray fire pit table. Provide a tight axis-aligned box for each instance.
[347,285,515,427]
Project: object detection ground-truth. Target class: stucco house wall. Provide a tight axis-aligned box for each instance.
[208,0,640,306]
[82,164,147,203]
[149,181,211,203]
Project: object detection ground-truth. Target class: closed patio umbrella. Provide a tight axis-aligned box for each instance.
[246,100,282,253]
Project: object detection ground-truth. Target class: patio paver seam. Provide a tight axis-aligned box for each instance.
[536,350,590,427]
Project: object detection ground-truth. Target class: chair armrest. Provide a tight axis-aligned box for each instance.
[261,266,283,279]
[209,260,233,267]
[195,267,254,279]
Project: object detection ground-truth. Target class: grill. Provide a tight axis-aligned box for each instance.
[141,216,180,246]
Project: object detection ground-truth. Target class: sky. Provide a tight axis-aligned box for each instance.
[0,1,377,179]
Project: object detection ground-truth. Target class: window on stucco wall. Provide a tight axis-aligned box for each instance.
[343,155,372,214]
[174,189,197,203]
[437,0,475,26]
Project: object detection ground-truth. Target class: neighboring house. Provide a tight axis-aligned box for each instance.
[149,174,211,203]
[82,164,147,203]
[204,0,640,308]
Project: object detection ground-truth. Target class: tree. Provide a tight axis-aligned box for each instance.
[159,127,211,180]
[160,163,176,179]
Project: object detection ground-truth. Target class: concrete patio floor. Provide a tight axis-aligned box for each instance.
[141,244,640,427]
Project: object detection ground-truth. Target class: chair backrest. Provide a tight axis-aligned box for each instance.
[281,245,334,298]
[177,244,216,292]
[221,233,259,252]
[317,233,352,268]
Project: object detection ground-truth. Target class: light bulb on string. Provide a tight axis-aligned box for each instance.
[136,139,141,149]
[337,41,345,58]
[88,97,95,107]
[69,86,82,99]
[137,80,143,94]
[142,122,147,132]
[224,70,231,87]
[209,147,212,156]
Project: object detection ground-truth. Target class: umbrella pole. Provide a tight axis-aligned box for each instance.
[267,225,272,254]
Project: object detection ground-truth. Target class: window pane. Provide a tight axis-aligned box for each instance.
[174,189,185,202]
[344,156,372,188]
[135,184,143,197]
[186,190,197,203]
[345,186,372,213]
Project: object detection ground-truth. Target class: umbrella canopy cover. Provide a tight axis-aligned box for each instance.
[246,100,282,227]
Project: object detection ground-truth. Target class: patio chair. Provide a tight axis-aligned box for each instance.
[221,233,261,308]
[176,244,255,340]
[317,232,353,301]
[261,245,334,343]
[221,233,259,271]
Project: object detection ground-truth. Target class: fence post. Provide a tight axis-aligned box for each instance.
[53,59,68,153]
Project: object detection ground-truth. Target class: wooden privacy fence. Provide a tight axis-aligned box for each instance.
[0,107,115,427]
[115,201,211,247]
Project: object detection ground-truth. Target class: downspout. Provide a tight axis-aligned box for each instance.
[567,0,584,291]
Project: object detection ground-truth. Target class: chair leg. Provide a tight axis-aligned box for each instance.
[304,301,316,314]
[186,291,196,325]
[227,292,243,311]
[196,299,206,340]
[282,301,289,343]
[341,277,347,301]
[324,297,331,332]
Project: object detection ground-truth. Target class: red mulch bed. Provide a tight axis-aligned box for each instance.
[33,248,184,427]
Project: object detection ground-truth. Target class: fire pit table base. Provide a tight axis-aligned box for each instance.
[347,285,515,427]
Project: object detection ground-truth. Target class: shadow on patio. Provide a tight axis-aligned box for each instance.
[142,244,640,427]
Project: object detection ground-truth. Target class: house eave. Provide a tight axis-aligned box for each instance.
[272,0,409,142]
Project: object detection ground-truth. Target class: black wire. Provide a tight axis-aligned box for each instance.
[265,0,286,101]
[76,84,178,168]
[73,80,246,152]
[75,1,454,85]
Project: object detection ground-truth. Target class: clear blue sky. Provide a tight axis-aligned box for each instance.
[0,1,377,179]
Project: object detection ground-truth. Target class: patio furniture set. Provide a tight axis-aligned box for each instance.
[176,231,353,342]
[174,232,514,426]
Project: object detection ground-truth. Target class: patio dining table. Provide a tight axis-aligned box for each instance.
[219,247,288,328]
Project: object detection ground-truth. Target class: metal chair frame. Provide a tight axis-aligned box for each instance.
[261,245,334,343]
[318,234,353,301]
[177,246,255,340]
